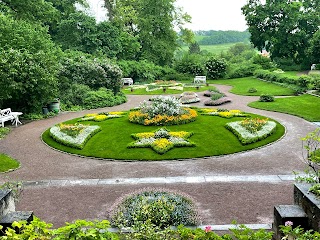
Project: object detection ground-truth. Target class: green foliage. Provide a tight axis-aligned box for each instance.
[0,15,61,112]
[83,88,127,110]
[189,42,201,54]
[280,223,320,239]
[58,53,123,94]
[309,30,320,63]
[205,57,227,79]
[110,190,198,229]
[196,30,250,45]
[248,88,257,93]
[0,154,20,172]
[242,0,320,65]
[175,54,206,76]
[229,223,273,240]
[0,179,23,200]
[259,94,275,102]
[0,127,10,139]
[252,55,275,70]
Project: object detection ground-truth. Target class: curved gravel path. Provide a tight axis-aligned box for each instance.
[0,85,318,227]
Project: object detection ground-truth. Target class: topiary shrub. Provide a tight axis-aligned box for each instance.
[259,94,275,102]
[248,88,257,93]
[109,189,199,229]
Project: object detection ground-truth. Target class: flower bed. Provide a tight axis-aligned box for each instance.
[204,97,231,106]
[110,189,199,228]
[225,119,277,144]
[200,108,247,118]
[49,124,101,149]
[179,92,200,104]
[128,128,195,154]
[129,96,198,126]
[78,112,125,122]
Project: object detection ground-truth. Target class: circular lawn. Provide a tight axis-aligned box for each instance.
[42,112,285,161]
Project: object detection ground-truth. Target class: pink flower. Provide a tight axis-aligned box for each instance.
[285,221,293,226]
[205,226,212,233]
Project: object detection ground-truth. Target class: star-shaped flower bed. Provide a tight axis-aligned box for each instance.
[128,128,196,154]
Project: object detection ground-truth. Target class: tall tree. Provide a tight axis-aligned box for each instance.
[107,0,191,65]
[242,0,320,65]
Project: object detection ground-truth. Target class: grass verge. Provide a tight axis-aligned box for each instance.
[0,154,20,172]
[42,111,285,161]
[248,94,320,122]
[212,77,295,96]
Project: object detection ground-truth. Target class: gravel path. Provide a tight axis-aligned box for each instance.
[0,86,318,227]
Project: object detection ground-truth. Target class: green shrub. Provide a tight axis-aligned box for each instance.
[227,64,261,79]
[259,94,275,102]
[248,88,257,93]
[0,127,10,139]
[83,88,126,109]
[175,54,206,76]
[211,93,225,100]
[110,190,199,229]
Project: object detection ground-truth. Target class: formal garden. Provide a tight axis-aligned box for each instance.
[1,0,320,239]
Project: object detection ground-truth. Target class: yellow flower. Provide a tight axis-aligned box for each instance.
[109,111,125,115]
[85,113,98,117]
[136,132,155,138]
[94,115,108,121]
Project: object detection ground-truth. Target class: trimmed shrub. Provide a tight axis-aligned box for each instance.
[248,88,257,93]
[227,64,261,79]
[110,189,199,228]
[259,94,275,102]
[83,88,126,109]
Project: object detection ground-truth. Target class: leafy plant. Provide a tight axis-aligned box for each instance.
[0,127,10,139]
[110,189,199,229]
[259,94,275,102]
[248,87,257,93]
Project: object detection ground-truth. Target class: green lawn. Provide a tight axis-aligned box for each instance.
[181,42,240,55]
[211,77,295,96]
[0,154,20,172]
[124,86,213,95]
[42,111,285,161]
[248,94,320,122]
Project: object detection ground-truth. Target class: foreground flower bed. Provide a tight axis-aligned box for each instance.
[3,216,315,239]
[110,189,199,229]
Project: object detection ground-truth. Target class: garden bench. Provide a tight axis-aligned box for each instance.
[0,108,14,127]
[0,108,23,127]
[194,76,206,84]
[122,78,133,86]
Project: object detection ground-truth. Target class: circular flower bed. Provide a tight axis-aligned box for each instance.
[128,96,198,126]
[109,189,199,229]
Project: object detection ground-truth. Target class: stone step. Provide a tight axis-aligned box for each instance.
[0,190,15,218]
[0,211,33,231]
[273,205,308,240]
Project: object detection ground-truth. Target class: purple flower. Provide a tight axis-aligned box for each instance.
[285,221,293,226]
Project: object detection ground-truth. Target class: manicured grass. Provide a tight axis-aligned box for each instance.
[0,154,20,172]
[124,86,212,95]
[248,94,320,122]
[42,111,285,161]
[212,77,295,96]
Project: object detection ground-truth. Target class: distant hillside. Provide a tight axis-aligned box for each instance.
[194,30,250,45]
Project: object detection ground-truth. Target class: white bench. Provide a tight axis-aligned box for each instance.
[194,76,206,84]
[122,78,133,86]
[0,108,14,127]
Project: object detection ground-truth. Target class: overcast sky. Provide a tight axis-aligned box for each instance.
[87,0,248,31]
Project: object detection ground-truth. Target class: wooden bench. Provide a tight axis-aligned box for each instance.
[122,78,133,86]
[0,108,14,127]
[194,76,206,84]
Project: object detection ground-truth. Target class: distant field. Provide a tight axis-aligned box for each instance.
[181,42,241,55]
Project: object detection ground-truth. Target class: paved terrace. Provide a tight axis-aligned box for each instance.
[0,85,318,227]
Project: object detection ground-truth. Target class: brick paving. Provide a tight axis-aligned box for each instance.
[0,86,318,227]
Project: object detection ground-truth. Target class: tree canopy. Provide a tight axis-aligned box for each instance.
[242,0,320,66]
